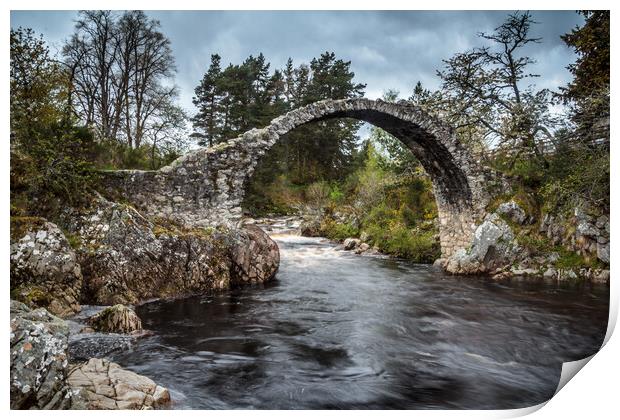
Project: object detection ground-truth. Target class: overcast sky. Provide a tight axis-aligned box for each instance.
[11,10,583,117]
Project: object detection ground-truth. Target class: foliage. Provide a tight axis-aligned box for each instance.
[196,51,366,194]
[437,11,557,169]
[319,220,359,241]
[11,28,97,211]
[561,11,610,104]
[305,181,332,209]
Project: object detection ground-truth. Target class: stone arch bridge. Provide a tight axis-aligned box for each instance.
[106,98,492,258]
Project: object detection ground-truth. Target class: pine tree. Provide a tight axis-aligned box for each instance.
[192,54,222,146]
[561,11,610,142]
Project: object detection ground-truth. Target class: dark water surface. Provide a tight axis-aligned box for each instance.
[108,233,608,409]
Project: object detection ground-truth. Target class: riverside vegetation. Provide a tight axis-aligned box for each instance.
[10,11,609,410]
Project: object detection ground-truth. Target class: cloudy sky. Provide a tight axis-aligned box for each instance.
[11,10,583,116]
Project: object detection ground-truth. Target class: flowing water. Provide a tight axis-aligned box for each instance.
[72,220,609,409]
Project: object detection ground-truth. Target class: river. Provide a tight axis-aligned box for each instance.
[72,220,609,409]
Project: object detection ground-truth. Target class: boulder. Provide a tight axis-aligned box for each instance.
[343,238,361,250]
[88,305,142,334]
[10,218,82,317]
[592,269,610,284]
[60,196,277,305]
[444,213,520,274]
[300,216,322,237]
[496,201,527,225]
[66,358,170,409]
[230,225,280,285]
[356,242,371,254]
[10,300,82,409]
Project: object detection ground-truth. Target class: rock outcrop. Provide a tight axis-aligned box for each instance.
[496,200,528,225]
[10,218,82,317]
[11,300,171,410]
[88,305,143,334]
[10,300,80,409]
[539,208,610,265]
[66,358,170,410]
[60,195,278,305]
[443,213,521,275]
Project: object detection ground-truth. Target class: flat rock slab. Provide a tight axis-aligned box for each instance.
[67,358,170,409]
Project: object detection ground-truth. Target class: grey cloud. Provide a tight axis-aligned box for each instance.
[11,10,583,113]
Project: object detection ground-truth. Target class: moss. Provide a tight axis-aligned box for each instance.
[151,216,214,239]
[62,230,82,249]
[10,216,46,241]
[11,286,52,308]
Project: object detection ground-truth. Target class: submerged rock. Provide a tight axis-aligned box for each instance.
[66,358,170,409]
[88,305,142,334]
[10,218,82,317]
[10,300,80,409]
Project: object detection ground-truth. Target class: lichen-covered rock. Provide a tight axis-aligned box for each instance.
[230,225,280,285]
[10,218,82,317]
[88,305,142,334]
[10,300,81,409]
[444,213,520,274]
[60,195,278,305]
[496,201,527,225]
[66,358,170,409]
[59,196,231,304]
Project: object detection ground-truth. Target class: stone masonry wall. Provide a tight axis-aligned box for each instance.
[103,98,492,258]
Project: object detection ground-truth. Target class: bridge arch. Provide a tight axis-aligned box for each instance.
[107,98,490,258]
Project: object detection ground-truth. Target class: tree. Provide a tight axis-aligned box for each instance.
[192,54,222,146]
[286,51,366,182]
[11,28,94,208]
[539,11,610,213]
[63,11,179,149]
[369,89,419,175]
[561,11,610,142]
[146,97,188,169]
[10,28,68,145]
[561,11,609,103]
[436,11,556,169]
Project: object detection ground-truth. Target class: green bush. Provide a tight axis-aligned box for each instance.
[320,220,359,241]
[365,222,439,262]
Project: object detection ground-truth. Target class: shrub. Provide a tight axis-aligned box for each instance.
[305,181,331,208]
[320,219,359,241]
